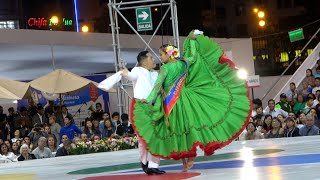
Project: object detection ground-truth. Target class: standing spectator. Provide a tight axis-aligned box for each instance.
[45,101,55,117]
[14,107,32,137]
[299,114,319,136]
[32,106,48,126]
[32,137,52,159]
[0,106,7,141]
[59,116,82,143]
[305,69,315,87]
[244,122,264,140]
[283,118,300,137]
[0,143,17,162]
[49,116,61,145]
[55,105,74,126]
[18,144,36,161]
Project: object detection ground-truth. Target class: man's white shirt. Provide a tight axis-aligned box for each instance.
[126,67,158,99]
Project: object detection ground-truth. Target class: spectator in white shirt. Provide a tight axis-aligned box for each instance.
[264,99,288,118]
[0,143,17,162]
[32,137,52,159]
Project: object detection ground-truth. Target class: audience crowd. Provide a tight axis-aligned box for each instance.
[0,102,134,163]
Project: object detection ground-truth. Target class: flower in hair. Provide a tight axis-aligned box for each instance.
[164,45,179,59]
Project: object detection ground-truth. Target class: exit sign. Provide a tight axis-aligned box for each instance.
[288,28,304,42]
[135,7,153,31]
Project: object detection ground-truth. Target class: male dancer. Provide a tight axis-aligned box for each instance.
[121,51,165,175]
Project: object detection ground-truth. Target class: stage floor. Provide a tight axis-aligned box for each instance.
[1,136,320,180]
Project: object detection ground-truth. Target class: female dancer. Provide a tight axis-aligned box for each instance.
[131,30,251,171]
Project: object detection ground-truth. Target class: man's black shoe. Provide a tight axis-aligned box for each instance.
[146,168,166,175]
[141,162,148,174]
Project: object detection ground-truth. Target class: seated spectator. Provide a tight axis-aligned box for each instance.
[83,118,95,139]
[80,133,88,142]
[265,118,284,139]
[245,122,264,140]
[305,69,315,87]
[286,82,298,104]
[299,81,312,100]
[59,116,82,143]
[92,135,101,141]
[297,112,307,128]
[101,119,116,139]
[58,134,69,148]
[261,114,272,134]
[32,137,52,159]
[277,114,286,128]
[294,94,306,115]
[11,142,20,156]
[4,140,12,151]
[253,106,264,119]
[56,140,71,157]
[91,119,102,137]
[111,112,121,125]
[0,143,17,162]
[73,137,81,144]
[275,93,292,113]
[49,116,61,146]
[11,129,22,143]
[264,99,288,118]
[99,112,111,132]
[251,98,262,117]
[299,114,320,136]
[28,124,49,148]
[23,136,32,150]
[44,124,52,135]
[47,135,57,153]
[283,118,300,137]
[301,97,315,114]
[116,114,135,137]
[312,78,320,94]
[18,144,36,161]
[316,67,320,78]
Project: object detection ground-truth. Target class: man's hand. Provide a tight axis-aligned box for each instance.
[121,67,129,77]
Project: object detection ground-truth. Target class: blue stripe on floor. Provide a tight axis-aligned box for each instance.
[119,154,320,173]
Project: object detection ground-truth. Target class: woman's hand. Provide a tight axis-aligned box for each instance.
[140,99,147,103]
[190,34,196,40]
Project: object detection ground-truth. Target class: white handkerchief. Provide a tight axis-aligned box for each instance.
[194,29,204,35]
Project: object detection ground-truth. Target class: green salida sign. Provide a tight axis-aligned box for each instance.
[135,7,153,31]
